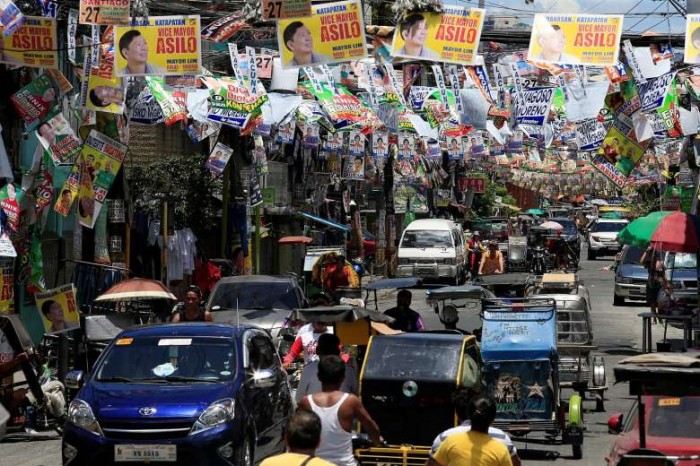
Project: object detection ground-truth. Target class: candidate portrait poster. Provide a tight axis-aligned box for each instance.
[114,15,202,77]
[79,0,130,25]
[276,0,367,69]
[0,0,24,37]
[86,71,125,114]
[205,142,233,178]
[35,284,80,335]
[1,16,58,68]
[528,14,623,67]
[36,113,82,166]
[10,73,60,126]
[391,7,484,65]
[685,15,700,64]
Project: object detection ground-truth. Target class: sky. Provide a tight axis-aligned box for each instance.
[446,0,686,34]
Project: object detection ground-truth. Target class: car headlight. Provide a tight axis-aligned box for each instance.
[190,399,235,435]
[617,277,633,284]
[68,399,103,436]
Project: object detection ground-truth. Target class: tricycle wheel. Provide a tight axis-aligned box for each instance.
[568,394,583,426]
[572,444,582,460]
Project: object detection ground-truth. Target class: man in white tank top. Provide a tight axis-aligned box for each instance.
[299,355,383,466]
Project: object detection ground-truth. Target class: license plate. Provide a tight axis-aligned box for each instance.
[115,445,176,462]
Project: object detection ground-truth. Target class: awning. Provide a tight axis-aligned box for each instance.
[299,212,351,232]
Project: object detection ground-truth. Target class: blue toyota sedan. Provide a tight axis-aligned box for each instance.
[62,323,292,465]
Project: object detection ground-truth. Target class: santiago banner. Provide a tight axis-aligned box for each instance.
[511,87,555,126]
[79,0,129,25]
[391,7,485,65]
[276,0,367,69]
[1,16,58,68]
[528,14,623,66]
[114,15,202,77]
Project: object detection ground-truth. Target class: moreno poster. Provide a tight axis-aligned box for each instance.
[684,15,700,64]
[528,14,623,66]
[391,7,485,65]
[114,15,202,77]
[79,0,129,25]
[36,113,82,165]
[637,72,675,113]
[35,284,79,334]
[1,16,58,68]
[575,119,606,151]
[511,87,555,126]
[276,0,367,69]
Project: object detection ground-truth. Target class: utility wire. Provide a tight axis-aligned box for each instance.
[624,1,665,33]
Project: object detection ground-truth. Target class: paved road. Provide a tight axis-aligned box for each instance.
[1,247,685,465]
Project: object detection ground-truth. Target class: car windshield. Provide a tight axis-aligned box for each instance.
[648,396,700,438]
[96,336,236,382]
[553,219,577,235]
[622,247,644,264]
[363,337,463,381]
[400,230,453,248]
[664,252,697,269]
[475,221,508,233]
[209,282,300,310]
[591,221,627,233]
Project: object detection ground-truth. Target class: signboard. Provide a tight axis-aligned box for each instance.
[276,0,367,69]
[262,0,311,21]
[114,15,202,77]
[512,87,555,126]
[391,7,485,65]
[79,0,130,25]
[35,284,80,334]
[528,14,623,66]
[458,176,486,193]
[1,16,58,68]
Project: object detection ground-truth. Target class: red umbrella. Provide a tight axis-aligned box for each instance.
[95,278,177,302]
[649,212,700,253]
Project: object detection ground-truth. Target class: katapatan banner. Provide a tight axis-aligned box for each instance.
[1,16,58,68]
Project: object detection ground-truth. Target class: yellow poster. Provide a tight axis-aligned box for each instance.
[276,0,367,70]
[527,14,623,67]
[87,70,125,114]
[391,7,485,65]
[35,284,80,335]
[684,15,700,64]
[114,15,201,77]
[1,16,58,69]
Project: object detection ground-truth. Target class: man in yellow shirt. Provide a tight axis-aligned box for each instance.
[427,395,512,466]
[261,410,335,466]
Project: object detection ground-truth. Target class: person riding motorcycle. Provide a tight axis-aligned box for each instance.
[467,231,486,279]
[479,241,504,275]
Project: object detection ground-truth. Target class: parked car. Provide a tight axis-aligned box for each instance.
[660,252,698,312]
[397,219,466,284]
[605,396,700,466]
[550,217,581,255]
[587,219,629,260]
[613,246,648,306]
[63,323,293,466]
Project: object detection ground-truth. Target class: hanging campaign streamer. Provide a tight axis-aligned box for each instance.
[509,62,524,98]
[114,15,202,77]
[449,67,464,115]
[228,43,244,83]
[91,25,100,64]
[207,77,268,128]
[511,87,555,126]
[391,7,485,65]
[1,16,58,68]
[204,142,233,178]
[685,15,700,65]
[492,64,509,111]
[36,113,82,166]
[622,40,645,84]
[200,12,247,43]
[528,14,623,67]
[80,36,94,107]
[67,9,78,64]
[431,65,452,113]
[262,0,311,21]
[246,46,258,96]
[320,64,338,94]
[276,0,367,69]
[384,64,407,107]
[35,284,80,334]
[363,63,378,106]
[79,0,130,25]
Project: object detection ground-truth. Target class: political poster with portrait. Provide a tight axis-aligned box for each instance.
[79,0,129,25]
[276,120,295,144]
[53,156,81,217]
[86,70,124,114]
[1,16,58,68]
[684,15,700,64]
[528,14,623,67]
[301,122,320,148]
[391,7,485,65]
[343,155,364,180]
[76,130,128,229]
[347,131,364,156]
[10,73,60,126]
[446,136,463,161]
[600,125,645,177]
[35,284,79,335]
[0,0,24,37]
[0,184,21,232]
[372,133,388,157]
[325,132,343,151]
[114,15,202,77]
[204,142,233,178]
[276,0,367,69]
[36,113,82,166]
[397,133,415,160]
[469,134,487,158]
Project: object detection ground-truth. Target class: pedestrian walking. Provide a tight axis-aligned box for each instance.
[296,334,358,403]
[299,355,383,466]
[260,410,335,466]
[640,246,672,324]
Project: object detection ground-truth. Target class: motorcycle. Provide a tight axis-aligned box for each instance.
[530,245,549,276]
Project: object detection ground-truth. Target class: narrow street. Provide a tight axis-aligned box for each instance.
[0,246,683,466]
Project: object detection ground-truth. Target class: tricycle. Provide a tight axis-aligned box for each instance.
[425,285,495,336]
[481,297,585,459]
[475,272,536,298]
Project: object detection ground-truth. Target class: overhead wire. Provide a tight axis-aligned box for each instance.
[623,1,666,33]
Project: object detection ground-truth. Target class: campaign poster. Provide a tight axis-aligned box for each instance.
[36,113,82,166]
[207,78,268,129]
[276,120,295,144]
[0,184,21,232]
[130,92,165,125]
[76,130,128,229]
[0,0,24,37]
[86,72,125,114]
[304,82,368,130]
[397,133,415,160]
[79,0,129,25]
[262,0,311,20]
[684,15,700,64]
[637,72,675,113]
[512,87,555,126]
[528,14,623,67]
[253,135,268,176]
[200,12,247,43]
[10,73,60,126]
[391,7,484,65]
[343,155,364,180]
[1,16,58,68]
[372,133,388,157]
[325,132,343,151]
[204,142,233,178]
[469,134,487,158]
[301,122,320,148]
[146,77,188,126]
[53,156,81,217]
[575,119,606,151]
[591,154,626,188]
[446,136,463,160]
[114,15,202,77]
[600,125,645,177]
[35,284,80,334]
[276,0,367,69]
[348,131,364,156]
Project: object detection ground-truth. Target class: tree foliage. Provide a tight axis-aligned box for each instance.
[470,178,517,218]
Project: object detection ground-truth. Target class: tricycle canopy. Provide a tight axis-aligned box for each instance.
[290,305,394,324]
[614,353,700,396]
[425,285,493,302]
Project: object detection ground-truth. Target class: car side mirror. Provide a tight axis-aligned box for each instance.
[252,368,277,388]
[65,370,85,390]
[608,413,623,434]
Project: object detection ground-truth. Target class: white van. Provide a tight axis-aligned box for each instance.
[396,219,466,284]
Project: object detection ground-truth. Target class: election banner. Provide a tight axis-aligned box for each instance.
[600,125,645,177]
[200,12,247,43]
[276,0,367,69]
[76,130,128,229]
[528,14,623,67]
[35,284,79,334]
[262,0,311,21]
[511,87,555,126]
[67,9,78,63]
[54,155,81,217]
[205,142,233,178]
[575,118,606,151]
[0,0,24,37]
[86,71,125,114]
[207,78,268,128]
[0,184,20,232]
[638,71,676,113]
[391,7,484,65]
[146,77,187,126]
[1,16,58,68]
[10,73,60,126]
[36,113,82,166]
[303,82,367,130]
[130,92,165,125]
[591,154,626,188]
[114,15,202,77]
[684,15,700,64]
[80,0,130,25]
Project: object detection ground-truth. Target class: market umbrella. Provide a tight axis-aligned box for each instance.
[617,211,672,248]
[539,221,564,230]
[650,212,700,253]
[525,208,545,216]
[94,278,177,302]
